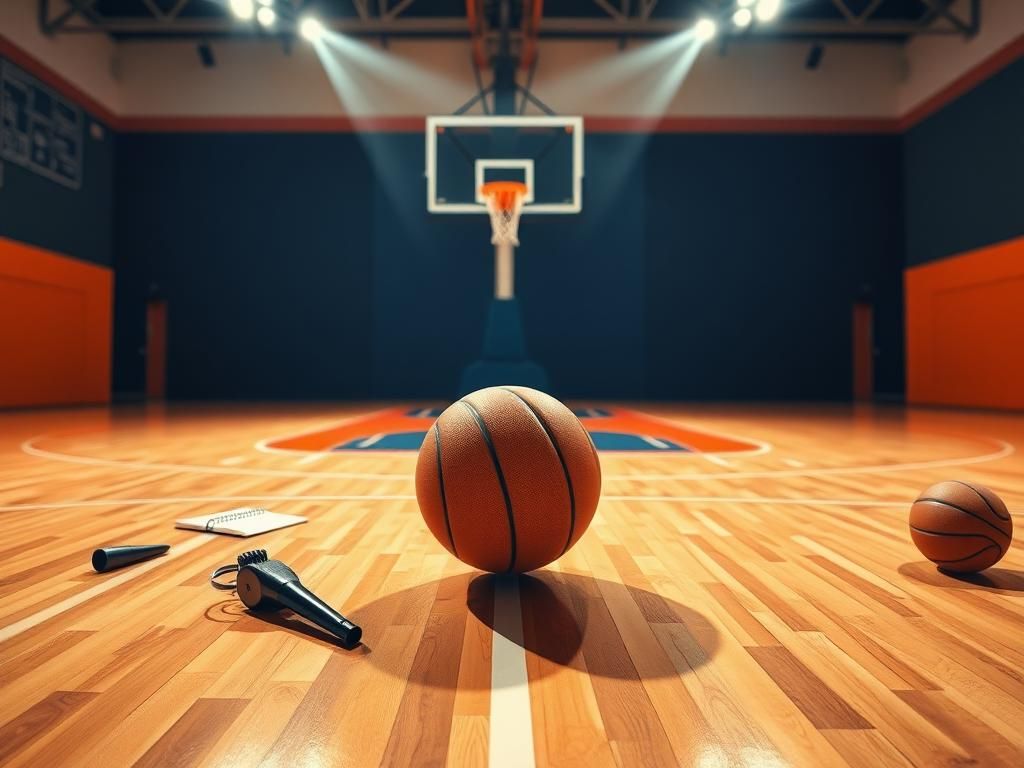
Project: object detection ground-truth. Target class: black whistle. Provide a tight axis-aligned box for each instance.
[234,551,362,648]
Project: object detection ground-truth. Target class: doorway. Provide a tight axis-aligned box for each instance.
[852,302,873,402]
[146,300,166,400]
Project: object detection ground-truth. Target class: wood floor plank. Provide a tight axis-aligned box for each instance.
[379,573,471,767]
[132,697,249,768]
[821,729,917,768]
[895,689,1024,767]
[0,691,98,765]
[1,404,1022,767]
[747,645,873,729]
[196,681,311,768]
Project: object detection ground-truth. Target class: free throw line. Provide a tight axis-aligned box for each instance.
[0,534,212,643]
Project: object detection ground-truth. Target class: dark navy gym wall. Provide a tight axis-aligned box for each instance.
[904,55,1024,266]
[0,56,114,268]
[115,133,374,399]
[365,133,646,399]
[902,51,1024,410]
[364,133,493,399]
[645,133,905,400]
[115,130,904,400]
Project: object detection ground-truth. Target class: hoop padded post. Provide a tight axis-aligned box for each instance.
[495,242,514,299]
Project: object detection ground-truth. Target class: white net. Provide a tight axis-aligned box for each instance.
[483,184,526,247]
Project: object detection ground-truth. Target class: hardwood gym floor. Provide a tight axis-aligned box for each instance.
[0,404,1022,767]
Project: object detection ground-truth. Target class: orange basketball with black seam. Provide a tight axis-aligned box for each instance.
[416,386,601,573]
[909,480,1013,573]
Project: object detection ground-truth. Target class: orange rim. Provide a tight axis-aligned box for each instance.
[480,181,528,211]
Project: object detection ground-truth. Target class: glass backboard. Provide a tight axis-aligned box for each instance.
[425,115,584,215]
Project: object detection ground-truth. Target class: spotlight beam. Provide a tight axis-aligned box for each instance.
[542,29,704,119]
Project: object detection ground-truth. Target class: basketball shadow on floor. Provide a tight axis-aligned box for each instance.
[473,571,719,681]
[899,561,1024,594]
[341,570,718,688]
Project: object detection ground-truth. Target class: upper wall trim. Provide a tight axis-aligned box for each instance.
[118,115,901,134]
[2,32,1021,135]
[117,115,427,133]
[586,116,900,134]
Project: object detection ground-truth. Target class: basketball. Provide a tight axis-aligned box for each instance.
[909,481,1013,573]
[415,386,601,573]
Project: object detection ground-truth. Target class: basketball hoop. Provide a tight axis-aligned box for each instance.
[481,181,528,247]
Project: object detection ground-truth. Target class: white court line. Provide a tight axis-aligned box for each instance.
[606,439,1014,480]
[490,577,536,768]
[219,456,245,466]
[702,454,731,468]
[783,458,806,468]
[606,495,905,507]
[0,493,971,514]
[297,452,330,465]
[641,435,670,449]
[252,407,409,456]
[0,495,418,513]
[0,534,212,643]
[24,435,1012,483]
[21,438,404,481]
[357,433,385,449]
[626,409,774,457]
[607,495,916,508]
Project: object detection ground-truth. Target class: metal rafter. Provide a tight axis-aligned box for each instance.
[37,0,981,40]
[39,0,98,34]
[831,0,856,22]
[827,0,937,27]
[140,0,192,23]
[918,0,977,35]
[857,0,886,24]
[591,0,624,20]
[385,0,417,20]
[351,0,370,21]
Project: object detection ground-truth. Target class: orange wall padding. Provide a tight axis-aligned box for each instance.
[906,236,1024,410]
[0,237,112,407]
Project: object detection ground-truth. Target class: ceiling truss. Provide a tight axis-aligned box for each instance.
[38,0,981,40]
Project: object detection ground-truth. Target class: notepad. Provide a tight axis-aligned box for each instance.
[175,507,307,537]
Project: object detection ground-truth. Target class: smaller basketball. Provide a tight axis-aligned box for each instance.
[909,481,1013,573]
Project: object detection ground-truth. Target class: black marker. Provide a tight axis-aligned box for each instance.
[92,544,170,572]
